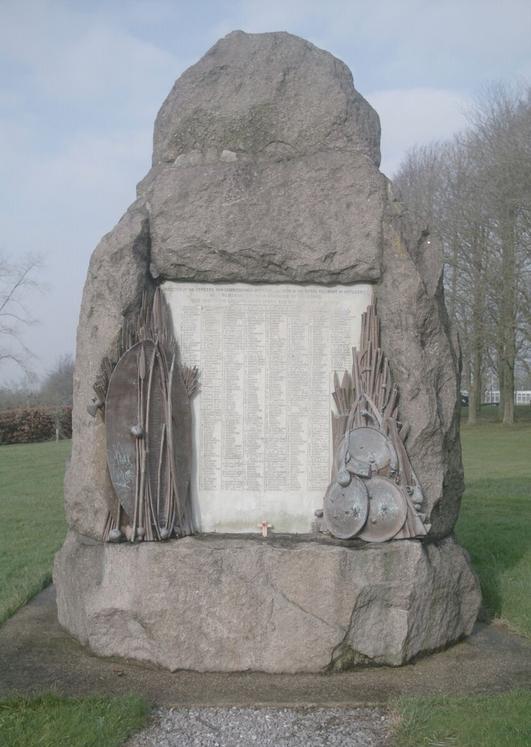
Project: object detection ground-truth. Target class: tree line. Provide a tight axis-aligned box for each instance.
[0,253,74,410]
[394,83,531,424]
[2,83,530,424]
[0,353,74,411]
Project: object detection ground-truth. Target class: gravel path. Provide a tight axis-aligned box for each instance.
[126,706,393,746]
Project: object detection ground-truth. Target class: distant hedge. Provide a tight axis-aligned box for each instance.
[0,406,72,445]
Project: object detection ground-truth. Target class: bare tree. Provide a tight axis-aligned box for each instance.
[394,138,491,424]
[39,354,74,407]
[467,84,531,423]
[0,253,43,375]
[0,374,39,411]
[394,82,531,425]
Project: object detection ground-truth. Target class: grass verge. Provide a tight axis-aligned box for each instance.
[457,406,531,636]
[393,691,531,747]
[0,440,70,625]
[0,694,149,747]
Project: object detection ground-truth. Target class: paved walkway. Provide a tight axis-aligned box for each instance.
[1,586,530,706]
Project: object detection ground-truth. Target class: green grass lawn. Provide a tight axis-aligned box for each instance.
[394,691,531,747]
[0,411,529,746]
[457,406,531,636]
[0,409,529,634]
[0,694,149,747]
[0,443,150,747]
[393,406,531,746]
[0,440,70,625]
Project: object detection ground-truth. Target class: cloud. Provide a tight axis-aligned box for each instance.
[0,0,529,382]
[366,87,469,177]
[0,122,154,382]
[38,28,176,106]
[0,1,183,125]
[0,1,187,382]
[215,0,531,91]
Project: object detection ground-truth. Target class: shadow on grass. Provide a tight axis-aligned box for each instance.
[456,475,531,635]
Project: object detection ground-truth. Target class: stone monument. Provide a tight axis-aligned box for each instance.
[54,30,481,672]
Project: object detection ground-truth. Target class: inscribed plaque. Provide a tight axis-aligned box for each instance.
[163,282,373,533]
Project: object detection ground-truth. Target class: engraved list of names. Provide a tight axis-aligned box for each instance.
[163,282,373,533]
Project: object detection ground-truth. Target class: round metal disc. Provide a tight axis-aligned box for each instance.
[324,476,369,539]
[358,476,407,543]
[346,427,396,476]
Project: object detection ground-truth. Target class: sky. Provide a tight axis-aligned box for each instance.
[1,0,530,384]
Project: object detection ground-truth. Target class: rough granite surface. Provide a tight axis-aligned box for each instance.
[65,30,463,541]
[55,532,480,673]
[56,30,478,672]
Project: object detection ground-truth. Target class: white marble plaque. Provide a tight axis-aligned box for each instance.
[163,282,373,533]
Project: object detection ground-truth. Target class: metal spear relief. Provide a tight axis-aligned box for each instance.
[100,288,198,542]
[319,304,430,542]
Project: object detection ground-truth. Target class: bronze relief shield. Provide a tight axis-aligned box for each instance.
[105,341,155,519]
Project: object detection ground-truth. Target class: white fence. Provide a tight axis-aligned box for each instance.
[483,390,531,405]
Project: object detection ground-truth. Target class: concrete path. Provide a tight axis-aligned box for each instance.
[1,586,530,706]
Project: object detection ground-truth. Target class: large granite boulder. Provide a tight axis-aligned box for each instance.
[66,30,462,541]
[55,532,480,673]
[56,30,479,671]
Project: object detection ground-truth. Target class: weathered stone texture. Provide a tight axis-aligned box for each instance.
[65,30,463,541]
[56,30,479,673]
[140,30,385,284]
[146,151,384,284]
[65,204,151,537]
[55,533,481,673]
[377,196,464,537]
[152,30,381,168]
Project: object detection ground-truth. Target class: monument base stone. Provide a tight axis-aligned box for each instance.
[54,532,480,673]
